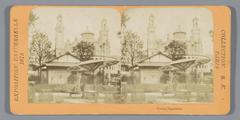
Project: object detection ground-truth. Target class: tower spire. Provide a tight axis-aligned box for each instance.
[147,14,155,33]
[101,18,107,31]
[189,17,202,55]
[147,14,156,57]
[192,17,199,29]
[55,14,65,56]
[96,18,110,56]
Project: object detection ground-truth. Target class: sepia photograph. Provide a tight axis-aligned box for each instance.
[28,7,214,104]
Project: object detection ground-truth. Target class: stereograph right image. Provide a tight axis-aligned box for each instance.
[28,7,213,104]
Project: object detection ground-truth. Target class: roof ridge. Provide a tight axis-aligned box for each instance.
[45,52,81,63]
[136,51,172,64]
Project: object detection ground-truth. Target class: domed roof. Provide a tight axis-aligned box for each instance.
[173,25,186,34]
[81,27,94,36]
[81,32,94,35]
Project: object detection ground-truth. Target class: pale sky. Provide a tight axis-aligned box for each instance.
[125,8,213,55]
[30,7,121,56]
[30,7,213,56]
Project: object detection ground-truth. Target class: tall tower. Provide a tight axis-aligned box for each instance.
[55,15,65,56]
[96,18,110,56]
[147,14,156,56]
[189,17,202,55]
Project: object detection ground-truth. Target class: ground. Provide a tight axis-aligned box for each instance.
[28,82,213,104]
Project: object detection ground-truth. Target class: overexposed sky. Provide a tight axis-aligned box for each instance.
[30,7,213,56]
[30,7,121,56]
[125,8,213,55]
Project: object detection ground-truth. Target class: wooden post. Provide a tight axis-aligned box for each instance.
[93,70,98,103]
[184,69,190,102]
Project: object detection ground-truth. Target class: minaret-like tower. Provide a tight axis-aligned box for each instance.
[96,18,110,56]
[55,15,65,56]
[190,17,202,55]
[147,14,156,57]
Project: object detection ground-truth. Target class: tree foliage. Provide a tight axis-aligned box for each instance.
[120,12,130,29]
[29,11,38,27]
[164,40,187,61]
[121,31,145,66]
[118,12,130,38]
[29,32,53,66]
[72,41,95,61]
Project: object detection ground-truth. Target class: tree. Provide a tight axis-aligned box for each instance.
[28,11,39,65]
[118,11,130,39]
[120,12,130,30]
[121,31,145,66]
[29,11,38,27]
[30,32,53,66]
[29,32,53,83]
[72,41,95,61]
[164,40,187,61]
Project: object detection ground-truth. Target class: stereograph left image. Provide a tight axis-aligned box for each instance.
[28,7,214,104]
